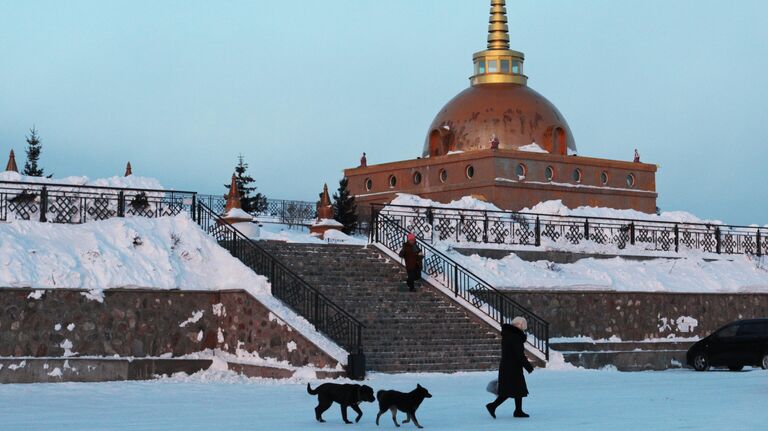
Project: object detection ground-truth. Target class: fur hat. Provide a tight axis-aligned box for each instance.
[407,232,416,242]
[511,316,528,331]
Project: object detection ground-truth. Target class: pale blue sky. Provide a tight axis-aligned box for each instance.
[0,0,766,224]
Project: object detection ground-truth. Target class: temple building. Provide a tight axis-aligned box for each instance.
[344,0,658,213]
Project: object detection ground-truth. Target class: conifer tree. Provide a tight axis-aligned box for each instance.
[332,176,358,234]
[223,154,267,212]
[23,127,45,177]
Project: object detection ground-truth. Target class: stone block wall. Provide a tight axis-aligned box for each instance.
[502,291,768,340]
[0,288,339,370]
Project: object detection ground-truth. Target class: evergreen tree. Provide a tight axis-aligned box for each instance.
[23,127,45,177]
[332,176,358,234]
[223,154,267,212]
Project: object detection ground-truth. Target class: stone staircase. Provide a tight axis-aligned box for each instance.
[257,241,503,373]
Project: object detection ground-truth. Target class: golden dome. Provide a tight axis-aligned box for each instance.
[423,0,576,157]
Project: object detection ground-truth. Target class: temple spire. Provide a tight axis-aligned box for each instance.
[5,149,18,172]
[487,0,510,50]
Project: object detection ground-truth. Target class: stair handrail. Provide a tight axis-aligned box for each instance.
[372,212,549,360]
[196,202,364,354]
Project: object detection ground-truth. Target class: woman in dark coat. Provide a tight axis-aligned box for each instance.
[486,316,534,419]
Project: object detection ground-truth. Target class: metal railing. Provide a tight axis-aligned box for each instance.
[0,180,196,224]
[196,202,364,354]
[371,212,549,360]
[198,194,316,226]
[373,203,765,256]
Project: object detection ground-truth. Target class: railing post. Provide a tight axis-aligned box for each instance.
[757,228,762,257]
[453,264,459,297]
[674,224,679,253]
[630,222,635,245]
[117,191,125,217]
[39,186,48,222]
[313,291,320,324]
[191,194,197,222]
[483,212,488,243]
[715,227,722,254]
[584,218,590,241]
[535,216,541,247]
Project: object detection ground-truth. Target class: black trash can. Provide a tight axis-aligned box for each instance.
[347,353,366,380]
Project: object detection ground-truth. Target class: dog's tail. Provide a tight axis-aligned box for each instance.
[307,383,319,395]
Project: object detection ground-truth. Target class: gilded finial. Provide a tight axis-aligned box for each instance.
[487,0,510,50]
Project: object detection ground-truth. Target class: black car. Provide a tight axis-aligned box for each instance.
[687,319,768,371]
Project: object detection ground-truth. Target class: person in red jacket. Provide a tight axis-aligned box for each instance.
[398,232,423,292]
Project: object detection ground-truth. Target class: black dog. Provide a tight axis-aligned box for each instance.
[307,383,376,424]
[375,384,432,428]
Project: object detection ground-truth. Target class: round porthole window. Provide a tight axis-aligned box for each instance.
[626,174,636,187]
[439,169,448,183]
[365,178,373,191]
[600,171,609,185]
[413,171,422,185]
[545,166,554,182]
[466,165,475,179]
[388,175,397,188]
[572,169,582,183]
[515,163,527,178]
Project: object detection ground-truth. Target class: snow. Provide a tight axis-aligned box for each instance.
[518,142,548,153]
[0,171,165,191]
[445,247,768,292]
[66,323,75,331]
[386,194,718,225]
[1,369,766,430]
[178,310,204,328]
[0,214,266,291]
[0,214,349,364]
[258,222,367,245]
[313,218,343,227]
[222,208,252,220]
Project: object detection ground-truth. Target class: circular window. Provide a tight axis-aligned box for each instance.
[466,165,475,179]
[600,171,609,185]
[439,169,448,183]
[388,175,397,188]
[365,178,373,191]
[413,171,422,185]
[626,174,636,187]
[572,169,582,183]
[515,163,527,178]
[545,166,554,182]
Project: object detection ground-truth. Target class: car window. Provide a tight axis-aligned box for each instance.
[737,322,768,336]
[715,325,739,338]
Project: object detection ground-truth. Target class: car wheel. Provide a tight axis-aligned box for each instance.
[762,354,768,370]
[728,365,744,372]
[693,353,709,371]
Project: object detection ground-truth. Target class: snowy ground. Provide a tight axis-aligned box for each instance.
[1,369,766,430]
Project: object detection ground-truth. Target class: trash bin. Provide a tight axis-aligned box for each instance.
[347,352,366,380]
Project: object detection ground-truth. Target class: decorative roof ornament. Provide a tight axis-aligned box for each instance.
[225,174,242,212]
[5,149,18,172]
[470,0,527,86]
[124,161,132,176]
[487,0,510,50]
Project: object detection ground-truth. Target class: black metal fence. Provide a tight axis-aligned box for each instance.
[199,194,316,226]
[371,213,549,360]
[0,180,196,224]
[373,204,765,256]
[196,202,364,355]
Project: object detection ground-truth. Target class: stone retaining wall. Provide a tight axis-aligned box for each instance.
[0,288,339,370]
[501,291,768,340]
